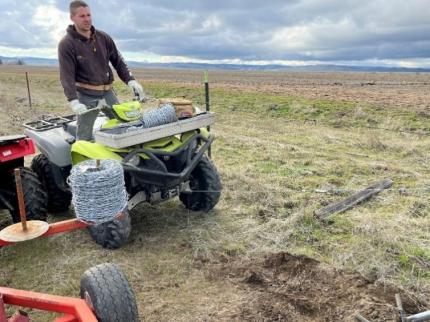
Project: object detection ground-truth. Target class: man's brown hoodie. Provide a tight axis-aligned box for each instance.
[58,25,134,101]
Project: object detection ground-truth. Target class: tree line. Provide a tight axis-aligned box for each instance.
[0,58,26,65]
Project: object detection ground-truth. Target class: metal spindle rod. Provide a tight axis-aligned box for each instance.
[14,168,28,231]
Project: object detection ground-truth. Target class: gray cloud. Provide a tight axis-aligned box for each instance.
[0,0,429,65]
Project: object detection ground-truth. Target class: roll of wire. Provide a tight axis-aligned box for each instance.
[68,159,128,223]
[140,103,177,128]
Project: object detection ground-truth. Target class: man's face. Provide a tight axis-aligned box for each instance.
[71,6,92,33]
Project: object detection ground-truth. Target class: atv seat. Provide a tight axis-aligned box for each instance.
[63,122,104,143]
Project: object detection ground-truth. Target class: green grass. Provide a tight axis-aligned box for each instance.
[138,81,430,133]
[115,80,430,294]
[1,70,429,320]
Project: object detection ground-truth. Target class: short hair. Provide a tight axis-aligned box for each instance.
[70,1,89,15]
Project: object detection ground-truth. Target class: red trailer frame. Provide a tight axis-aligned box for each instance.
[0,219,93,321]
[0,287,97,322]
[0,164,134,321]
[0,219,88,248]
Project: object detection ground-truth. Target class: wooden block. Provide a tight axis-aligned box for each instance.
[159,98,192,106]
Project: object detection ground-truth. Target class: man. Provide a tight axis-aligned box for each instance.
[58,0,144,140]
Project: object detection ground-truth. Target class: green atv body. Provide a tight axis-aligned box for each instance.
[23,100,221,249]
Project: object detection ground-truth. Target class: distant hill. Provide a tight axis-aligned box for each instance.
[130,62,430,73]
[0,56,59,66]
[1,55,429,73]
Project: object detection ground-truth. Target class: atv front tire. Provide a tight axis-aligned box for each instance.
[10,167,48,223]
[31,154,72,213]
[80,263,139,322]
[179,154,221,212]
[88,210,131,249]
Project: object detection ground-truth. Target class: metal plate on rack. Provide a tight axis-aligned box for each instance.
[94,112,215,148]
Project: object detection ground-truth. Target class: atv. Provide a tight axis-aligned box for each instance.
[23,99,221,249]
[0,135,47,223]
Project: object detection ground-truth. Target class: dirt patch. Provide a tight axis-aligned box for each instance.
[204,252,427,321]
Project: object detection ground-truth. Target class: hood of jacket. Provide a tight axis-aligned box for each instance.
[66,25,96,40]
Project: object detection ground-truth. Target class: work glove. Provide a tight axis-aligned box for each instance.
[128,80,146,102]
[69,99,88,115]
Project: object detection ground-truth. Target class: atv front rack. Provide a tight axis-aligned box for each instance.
[122,132,213,187]
[94,112,215,148]
[23,115,76,131]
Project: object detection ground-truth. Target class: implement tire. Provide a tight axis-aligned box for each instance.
[88,210,131,250]
[31,154,71,213]
[179,154,221,212]
[80,263,139,322]
[10,167,48,223]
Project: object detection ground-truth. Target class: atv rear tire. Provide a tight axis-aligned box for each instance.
[88,210,131,249]
[31,154,72,213]
[10,167,48,223]
[179,154,221,212]
[80,263,139,322]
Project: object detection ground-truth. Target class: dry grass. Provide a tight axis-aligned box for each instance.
[0,66,429,320]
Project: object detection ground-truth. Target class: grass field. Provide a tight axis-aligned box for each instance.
[0,65,429,321]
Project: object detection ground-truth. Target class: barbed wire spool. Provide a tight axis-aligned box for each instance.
[68,159,128,223]
[140,103,177,128]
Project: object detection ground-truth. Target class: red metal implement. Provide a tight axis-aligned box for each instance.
[0,219,88,247]
[0,287,97,322]
[0,137,35,163]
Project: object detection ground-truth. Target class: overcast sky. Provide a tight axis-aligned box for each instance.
[0,0,429,67]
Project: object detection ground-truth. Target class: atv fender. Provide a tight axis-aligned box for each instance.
[24,127,72,167]
[71,141,124,165]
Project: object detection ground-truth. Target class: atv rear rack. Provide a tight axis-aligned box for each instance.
[94,112,215,148]
[23,115,76,131]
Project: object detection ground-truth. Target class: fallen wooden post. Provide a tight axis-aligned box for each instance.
[315,178,393,220]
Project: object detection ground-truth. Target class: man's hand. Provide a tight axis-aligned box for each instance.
[128,80,146,102]
[69,99,88,115]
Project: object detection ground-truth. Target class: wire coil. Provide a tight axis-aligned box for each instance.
[68,159,128,223]
[140,103,177,128]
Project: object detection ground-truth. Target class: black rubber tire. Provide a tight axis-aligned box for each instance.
[31,154,72,213]
[179,154,222,212]
[88,210,131,250]
[80,263,139,322]
[9,167,48,223]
